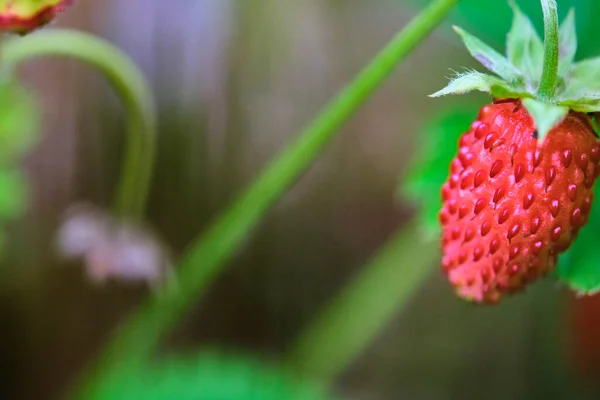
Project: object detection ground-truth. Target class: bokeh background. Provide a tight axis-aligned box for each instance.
[2,0,600,398]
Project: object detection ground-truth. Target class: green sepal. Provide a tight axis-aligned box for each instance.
[558,96,600,113]
[399,107,476,239]
[453,26,521,82]
[521,98,568,142]
[507,0,544,89]
[558,8,577,77]
[433,2,600,114]
[489,83,531,99]
[430,71,528,98]
[555,182,600,295]
[559,57,600,105]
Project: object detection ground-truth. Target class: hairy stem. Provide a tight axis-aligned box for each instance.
[1,29,157,220]
[537,0,559,100]
[286,220,437,382]
[72,0,458,397]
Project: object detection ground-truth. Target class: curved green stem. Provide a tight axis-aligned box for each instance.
[1,29,157,220]
[71,0,458,397]
[286,220,437,382]
[537,0,559,100]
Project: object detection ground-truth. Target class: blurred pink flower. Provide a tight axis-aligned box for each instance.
[56,203,171,287]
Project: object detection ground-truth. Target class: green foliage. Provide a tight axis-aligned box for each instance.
[556,182,600,294]
[0,169,28,220]
[0,81,39,261]
[0,82,39,166]
[90,351,332,400]
[521,98,568,142]
[399,107,476,238]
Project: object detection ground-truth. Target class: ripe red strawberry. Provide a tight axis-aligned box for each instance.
[440,99,599,303]
[431,1,600,303]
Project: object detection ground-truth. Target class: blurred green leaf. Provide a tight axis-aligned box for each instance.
[0,169,28,220]
[0,82,40,165]
[0,229,6,261]
[398,106,477,238]
[91,351,332,400]
[556,182,600,294]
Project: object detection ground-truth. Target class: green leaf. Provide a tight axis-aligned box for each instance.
[521,98,568,142]
[90,351,332,400]
[0,169,28,220]
[507,0,544,88]
[430,71,528,98]
[399,106,477,238]
[0,82,40,166]
[558,8,577,77]
[453,26,521,82]
[556,183,600,294]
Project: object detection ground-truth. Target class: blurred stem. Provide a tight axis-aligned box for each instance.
[286,220,437,382]
[1,29,156,220]
[537,0,559,101]
[73,0,458,397]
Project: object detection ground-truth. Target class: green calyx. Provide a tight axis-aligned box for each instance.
[431,0,600,141]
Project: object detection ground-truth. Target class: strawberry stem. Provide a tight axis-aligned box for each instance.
[68,0,460,397]
[537,0,559,101]
[1,29,157,221]
[286,219,437,382]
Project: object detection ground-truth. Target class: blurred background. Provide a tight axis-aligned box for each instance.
[2,0,600,398]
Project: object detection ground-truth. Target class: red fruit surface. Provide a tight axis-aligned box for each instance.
[440,99,600,303]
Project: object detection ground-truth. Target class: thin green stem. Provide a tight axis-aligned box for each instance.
[537,0,559,100]
[286,221,437,382]
[1,29,156,220]
[72,0,458,396]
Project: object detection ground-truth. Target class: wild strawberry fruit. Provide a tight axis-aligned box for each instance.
[0,0,73,34]
[440,99,599,303]
[431,0,600,303]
